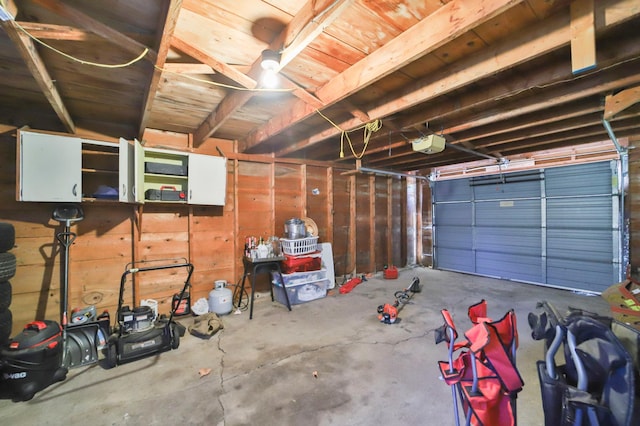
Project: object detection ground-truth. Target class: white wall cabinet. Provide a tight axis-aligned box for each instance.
[18,131,82,202]
[134,140,226,206]
[17,130,226,206]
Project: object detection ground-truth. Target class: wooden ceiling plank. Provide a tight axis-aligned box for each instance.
[31,0,157,63]
[274,0,638,157]
[1,19,75,133]
[162,63,215,74]
[138,0,183,139]
[278,0,355,69]
[570,0,596,74]
[243,0,522,152]
[193,0,349,144]
[604,86,640,119]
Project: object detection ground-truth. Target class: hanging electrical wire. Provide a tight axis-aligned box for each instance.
[12,20,293,93]
[13,20,149,68]
[315,109,382,159]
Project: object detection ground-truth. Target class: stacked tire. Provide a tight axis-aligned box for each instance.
[0,222,16,349]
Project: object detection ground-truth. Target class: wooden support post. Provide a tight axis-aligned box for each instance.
[369,175,375,273]
[570,0,596,74]
[327,167,334,247]
[386,177,393,267]
[348,175,356,275]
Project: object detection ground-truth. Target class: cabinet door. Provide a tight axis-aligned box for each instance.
[133,139,146,203]
[188,153,227,205]
[19,131,81,202]
[118,138,136,202]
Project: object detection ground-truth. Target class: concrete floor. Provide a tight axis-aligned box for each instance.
[0,267,615,425]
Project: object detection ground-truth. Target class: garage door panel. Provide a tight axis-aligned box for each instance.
[547,197,612,228]
[476,251,542,283]
[547,229,613,262]
[434,179,471,202]
[436,226,472,249]
[434,202,471,226]
[436,247,474,271]
[473,173,542,200]
[547,258,615,292]
[476,227,541,255]
[476,199,541,227]
[546,162,614,197]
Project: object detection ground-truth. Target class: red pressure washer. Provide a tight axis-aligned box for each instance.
[377,277,421,324]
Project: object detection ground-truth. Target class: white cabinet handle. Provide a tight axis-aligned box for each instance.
[72,184,78,197]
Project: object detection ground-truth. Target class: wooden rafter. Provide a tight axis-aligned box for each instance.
[138,0,183,139]
[171,35,257,90]
[278,0,354,70]
[1,19,75,132]
[31,0,157,63]
[193,0,352,145]
[604,86,640,120]
[274,0,639,158]
[242,0,520,152]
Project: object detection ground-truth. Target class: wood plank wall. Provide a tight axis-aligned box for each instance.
[0,128,409,336]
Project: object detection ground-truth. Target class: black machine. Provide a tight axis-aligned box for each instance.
[0,204,95,402]
[0,320,67,401]
[103,260,193,368]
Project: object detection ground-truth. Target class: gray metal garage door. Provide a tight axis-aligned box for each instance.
[432,161,622,293]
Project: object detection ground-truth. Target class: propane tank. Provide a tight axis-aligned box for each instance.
[209,280,233,315]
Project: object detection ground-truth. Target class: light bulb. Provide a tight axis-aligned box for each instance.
[262,69,279,88]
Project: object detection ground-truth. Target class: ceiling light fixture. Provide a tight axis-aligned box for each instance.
[260,49,281,88]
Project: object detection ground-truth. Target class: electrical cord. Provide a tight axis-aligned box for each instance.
[10,19,292,93]
[12,20,149,68]
[315,109,382,159]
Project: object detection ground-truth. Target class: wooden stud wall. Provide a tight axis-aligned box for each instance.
[1,128,407,336]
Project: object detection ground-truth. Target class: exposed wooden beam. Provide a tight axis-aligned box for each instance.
[279,74,325,109]
[16,22,92,40]
[446,63,640,134]
[1,0,17,17]
[138,0,183,139]
[1,19,75,132]
[17,22,156,45]
[31,0,156,62]
[570,0,596,74]
[193,0,351,144]
[492,116,640,154]
[171,35,257,89]
[452,100,603,143]
[275,0,638,157]
[242,0,522,152]
[604,86,640,119]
